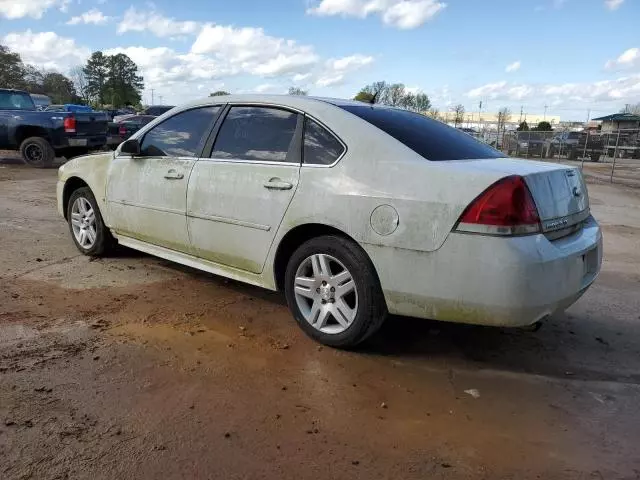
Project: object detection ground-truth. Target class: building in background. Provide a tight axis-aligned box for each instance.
[592,113,640,132]
[438,111,560,130]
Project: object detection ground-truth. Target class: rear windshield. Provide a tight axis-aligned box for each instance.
[339,105,504,161]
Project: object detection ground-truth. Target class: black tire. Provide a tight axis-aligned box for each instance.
[19,136,55,168]
[66,187,114,256]
[284,235,387,348]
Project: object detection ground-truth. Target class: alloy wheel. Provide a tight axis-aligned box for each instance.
[70,197,97,249]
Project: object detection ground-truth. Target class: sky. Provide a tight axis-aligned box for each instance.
[0,0,638,120]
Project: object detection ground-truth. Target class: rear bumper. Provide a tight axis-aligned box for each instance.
[365,215,602,327]
[55,135,107,150]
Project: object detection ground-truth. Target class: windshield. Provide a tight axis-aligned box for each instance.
[338,105,504,161]
[0,91,36,111]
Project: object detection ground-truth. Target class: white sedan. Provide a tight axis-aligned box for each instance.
[57,95,602,348]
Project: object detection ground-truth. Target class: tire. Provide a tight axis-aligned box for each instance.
[66,187,113,256]
[19,137,55,168]
[284,235,387,348]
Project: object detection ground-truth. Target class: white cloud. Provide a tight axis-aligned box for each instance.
[315,54,374,87]
[191,24,319,77]
[505,60,521,73]
[605,0,624,10]
[2,30,90,71]
[605,47,639,69]
[293,73,312,82]
[254,83,280,93]
[117,7,200,38]
[67,9,111,25]
[466,75,640,106]
[0,0,69,19]
[307,0,446,29]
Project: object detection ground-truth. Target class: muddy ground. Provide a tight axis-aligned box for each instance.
[1,161,640,480]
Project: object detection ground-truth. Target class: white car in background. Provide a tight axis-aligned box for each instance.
[56,95,602,348]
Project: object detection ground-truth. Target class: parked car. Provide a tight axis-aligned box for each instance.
[545,131,603,162]
[142,105,174,116]
[0,88,109,167]
[505,131,547,157]
[56,95,602,348]
[106,115,156,149]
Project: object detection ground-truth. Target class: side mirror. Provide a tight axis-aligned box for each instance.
[120,139,140,156]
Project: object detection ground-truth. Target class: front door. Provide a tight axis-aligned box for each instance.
[187,105,301,273]
[106,106,221,252]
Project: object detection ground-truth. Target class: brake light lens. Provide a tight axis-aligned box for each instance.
[118,125,127,136]
[63,116,76,133]
[455,175,541,236]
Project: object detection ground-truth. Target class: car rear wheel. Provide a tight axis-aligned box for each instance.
[20,137,55,168]
[284,235,387,348]
[67,187,113,256]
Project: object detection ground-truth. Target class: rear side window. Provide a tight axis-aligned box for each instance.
[211,106,299,163]
[339,105,505,161]
[140,106,220,157]
[303,117,344,165]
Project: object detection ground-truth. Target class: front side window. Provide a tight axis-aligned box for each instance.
[139,106,220,157]
[303,117,344,165]
[339,105,505,161]
[211,106,299,163]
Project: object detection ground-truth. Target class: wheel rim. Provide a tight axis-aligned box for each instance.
[24,144,44,165]
[293,254,358,335]
[70,197,97,249]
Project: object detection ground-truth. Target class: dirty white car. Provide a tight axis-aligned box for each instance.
[57,95,602,348]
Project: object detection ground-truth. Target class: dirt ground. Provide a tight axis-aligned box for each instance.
[1,159,640,480]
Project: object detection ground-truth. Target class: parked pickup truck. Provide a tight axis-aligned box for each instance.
[0,88,108,168]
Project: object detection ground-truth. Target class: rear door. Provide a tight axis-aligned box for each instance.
[187,105,301,273]
[106,106,221,252]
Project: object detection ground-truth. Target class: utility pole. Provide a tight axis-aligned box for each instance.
[158,95,163,105]
[586,108,591,124]
[151,88,155,105]
[519,106,523,123]
[544,104,548,121]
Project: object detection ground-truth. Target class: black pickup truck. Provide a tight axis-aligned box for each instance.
[0,88,109,168]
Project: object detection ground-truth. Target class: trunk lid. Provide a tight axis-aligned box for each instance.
[68,112,109,137]
[449,158,589,232]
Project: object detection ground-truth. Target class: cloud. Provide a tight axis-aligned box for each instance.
[307,0,446,29]
[0,0,70,19]
[254,83,280,93]
[2,30,90,71]
[315,54,374,87]
[605,0,624,10]
[505,60,521,73]
[466,75,640,106]
[605,47,640,69]
[117,7,200,37]
[66,9,111,25]
[191,24,319,77]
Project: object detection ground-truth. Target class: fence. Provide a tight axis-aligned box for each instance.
[492,129,640,184]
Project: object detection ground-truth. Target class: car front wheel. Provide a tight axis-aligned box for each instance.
[284,235,387,348]
[67,187,113,256]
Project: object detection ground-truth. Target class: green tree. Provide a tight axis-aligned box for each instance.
[517,121,529,131]
[288,86,307,96]
[400,91,416,111]
[535,121,553,131]
[362,81,389,103]
[83,52,109,105]
[354,90,375,103]
[414,93,431,113]
[0,45,27,89]
[210,90,230,96]
[104,53,144,107]
[42,72,78,104]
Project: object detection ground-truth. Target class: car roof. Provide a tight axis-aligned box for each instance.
[179,94,367,111]
[0,88,29,94]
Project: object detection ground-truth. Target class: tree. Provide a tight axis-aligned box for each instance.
[535,121,553,131]
[517,120,529,131]
[386,83,406,107]
[210,90,229,96]
[621,103,640,115]
[42,73,78,104]
[414,93,431,113]
[362,81,389,103]
[452,104,465,127]
[0,45,27,89]
[354,90,375,103]
[104,53,144,107]
[22,65,46,94]
[71,66,90,104]
[400,91,416,111]
[426,107,441,120]
[287,86,307,96]
[84,52,109,105]
[497,107,511,141]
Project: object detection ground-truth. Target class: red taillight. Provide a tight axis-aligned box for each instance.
[118,125,127,136]
[456,175,541,236]
[63,116,76,133]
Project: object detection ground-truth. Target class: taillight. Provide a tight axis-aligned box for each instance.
[455,175,541,236]
[118,125,127,136]
[63,116,76,133]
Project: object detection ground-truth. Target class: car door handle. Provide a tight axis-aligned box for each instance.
[263,178,293,190]
[164,169,184,180]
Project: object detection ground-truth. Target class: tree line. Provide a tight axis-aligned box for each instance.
[0,44,144,108]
